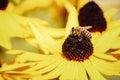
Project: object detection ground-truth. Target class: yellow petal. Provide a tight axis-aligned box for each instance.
[77,0,89,10]
[26,56,61,74]
[15,52,52,62]
[83,60,106,80]
[56,38,65,46]
[0,63,35,72]
[78,62,88,80]
[93,53,117,61]
[32,59,66,80]
[24,56,57,71]
[29,22,61,54]
[109,50,120,54]
[13,0,52,15]
[0,76,4,80]
[6,50,24,55]
[26,56,63,75]
[60,61,74,80]
[104,8,118,23]
[4,71,30,75]
[2,72,32,79]
[1,74,13,80]
[31,19,65,38]
[74,62,80,80]
[94,28,120,54]
[64,1,79,37]
[90,56,120,75]
[41,27,65,38]
[108,20,120,30]
[91,32,101,46]
[110,37,120,49]
[24,61,53,72]
[0,12,29,49]
[25,37,41,51]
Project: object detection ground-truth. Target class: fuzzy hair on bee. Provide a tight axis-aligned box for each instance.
[71,26,92,39]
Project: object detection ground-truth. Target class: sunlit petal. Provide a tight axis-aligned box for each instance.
[83,60,106,80]
[93,53,117,61]
[0,11,29,49]
[77,0,89,10]
[0,63,35,72]
[78,62,88,80]
[59,61,74,80]
[30,19,65,38]
[32,59,66,80]
[29,22,61,54]
[104,8,118,23]
[64,1,79,37]
[12,0,52,15]
[108,20,120,30]
[94,28,120,54]
[90,56,120,75]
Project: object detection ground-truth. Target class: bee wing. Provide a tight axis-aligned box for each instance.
[75,26,92,30]
[82,26,92,30]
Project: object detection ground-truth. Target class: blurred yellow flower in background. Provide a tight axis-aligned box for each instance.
[77,0,120,57]
[6,0,68,28]
[0,11,30,49]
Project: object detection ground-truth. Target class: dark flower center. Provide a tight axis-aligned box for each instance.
[0,0,9,10]
[62,27,93,62]
[78,1,107,32]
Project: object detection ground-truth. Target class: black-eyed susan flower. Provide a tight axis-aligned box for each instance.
[26,0,120,55]
[0,22,120,80]
[26,18,120,80]
[1,1,120,79]
[77,0,120,55]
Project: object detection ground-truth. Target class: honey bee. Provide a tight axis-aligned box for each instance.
[71,26,92,39]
